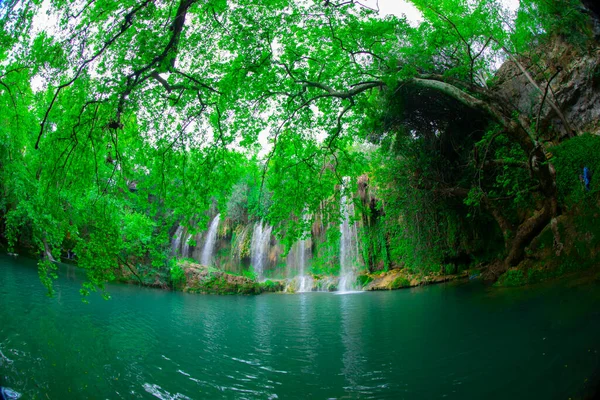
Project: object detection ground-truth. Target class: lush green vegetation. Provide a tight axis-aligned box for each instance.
[0,0,598,293]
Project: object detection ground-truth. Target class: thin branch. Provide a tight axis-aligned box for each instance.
[496,40,576,137]
[36,0,155,149]
[151,72,173,92]
[536,67,562,138]
[299,80,382,99]
[427,5,474,82]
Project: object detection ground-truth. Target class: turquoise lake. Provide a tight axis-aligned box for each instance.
[1,255,600,399]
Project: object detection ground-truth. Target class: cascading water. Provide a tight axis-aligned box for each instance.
[339,182,360,292]
[250,221,272,280]
[298,276,312,293]
[171,225,184,256]
[296,238,313,292]
[181,232,192,259]
[200,214,221,266]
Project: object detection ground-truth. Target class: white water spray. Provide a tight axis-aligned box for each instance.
[251,221,272,280]
[171,225,184,256]
[339,179,360,292]
[181,232,192,259]
[200,214,221,266]
[296,238,314,292]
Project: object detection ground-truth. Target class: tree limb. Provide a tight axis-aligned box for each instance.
[497,42,576,137]
[36,0,155,149]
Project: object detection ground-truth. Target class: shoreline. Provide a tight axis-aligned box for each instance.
[5,247,597,296]
[118,260,474,295]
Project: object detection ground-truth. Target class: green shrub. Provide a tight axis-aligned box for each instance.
[357,275,373,287]
[389,276,411,289]
[170,262,186,286]
[444,264,457,275]
[551,133,600,208]
[495,268,526,287]
[243,269,258,281]
[262,280,276,290]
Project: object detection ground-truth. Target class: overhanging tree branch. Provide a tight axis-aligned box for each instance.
[36,0,155,149]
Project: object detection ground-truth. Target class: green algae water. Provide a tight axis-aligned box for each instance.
[1,255,600,399]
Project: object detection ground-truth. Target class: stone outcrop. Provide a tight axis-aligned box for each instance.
[494,37,600,139]
[179,261,262,295]
[362,268,469,291]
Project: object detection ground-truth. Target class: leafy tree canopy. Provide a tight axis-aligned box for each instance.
[0,0,594,291]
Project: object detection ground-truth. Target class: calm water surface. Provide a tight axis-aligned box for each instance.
[1,255,600,399]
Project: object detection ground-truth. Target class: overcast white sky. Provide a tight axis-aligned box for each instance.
[368,0,520,24]
[372,0,422,22]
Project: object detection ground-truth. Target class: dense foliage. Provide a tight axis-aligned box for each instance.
[0,0,597,292]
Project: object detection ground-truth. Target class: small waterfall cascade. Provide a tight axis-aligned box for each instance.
[181,232,192,259]
[296,238,313,292]
[171,225,184,256]
[251,221,272,280]
[200,214,221,266]
[298,275,312,293]
[339,183,360,292]
[298,209,314,293]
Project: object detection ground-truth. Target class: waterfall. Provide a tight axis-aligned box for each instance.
[181,232,192,259]
[171,225,184,256]
[296,238,313,292]
[298,275,313,293]
[298,238,306,276]
[200,214,221,266]
[250,221,272,280]
[339,182,359,292]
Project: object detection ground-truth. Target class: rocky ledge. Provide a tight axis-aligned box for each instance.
[177,261,286,294]
[178,261,262,294]
[120,260,472,294]
[361,268,470,291]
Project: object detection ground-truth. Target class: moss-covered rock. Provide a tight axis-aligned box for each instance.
[389,276,411,289]
[356,274,373,287]
[178,261,263,295]
[502,207,600,287]
[311,275,338,291]
[363,268,468,291]
[495,268,527,287]
[261,279,285,293]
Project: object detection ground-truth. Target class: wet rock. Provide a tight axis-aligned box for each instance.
[493,38,600,139]
[180,261,262,295]
[363,269,468,291]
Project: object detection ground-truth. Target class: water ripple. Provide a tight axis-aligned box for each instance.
[142,383,191,400]
[1,257,600,399]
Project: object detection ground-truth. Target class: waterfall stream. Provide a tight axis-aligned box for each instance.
[251,221,272,280]
[171,225,184,256]
[181,233,192,259]
[200,214,221,266]
[339,184,359,292]
[296,238,313,292]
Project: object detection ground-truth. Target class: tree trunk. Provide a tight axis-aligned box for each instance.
[481,196,515,238]
[410,77,561,268]
[503,199,556,267]
[495,138,559,268]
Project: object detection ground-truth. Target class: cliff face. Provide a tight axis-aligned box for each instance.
[494,37,600,139]
[491,36,600,286]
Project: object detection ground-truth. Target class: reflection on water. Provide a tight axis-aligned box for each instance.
[1,256,600,399]
[298,293,317,378]
[340,293,364,395]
